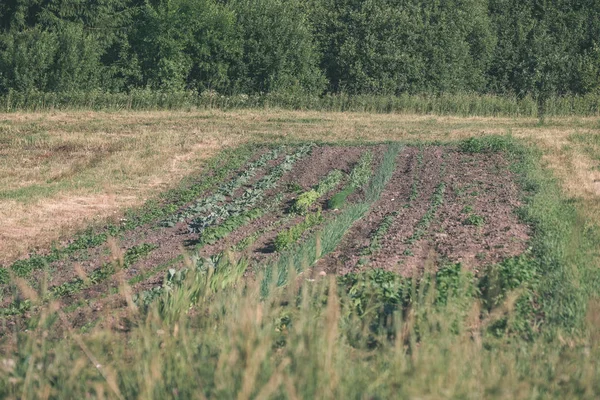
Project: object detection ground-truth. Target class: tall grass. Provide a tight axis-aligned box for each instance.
[3,90,600,117]
[1,258,599,399]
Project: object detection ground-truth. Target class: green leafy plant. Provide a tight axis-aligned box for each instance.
[290,190,320,215]
[274,208,324,251]
[463,214,485,226]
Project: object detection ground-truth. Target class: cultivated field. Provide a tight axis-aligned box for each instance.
[1,110,600,398]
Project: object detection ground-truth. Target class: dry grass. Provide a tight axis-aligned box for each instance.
[1,109,599,263]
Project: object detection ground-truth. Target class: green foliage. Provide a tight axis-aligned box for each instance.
[463,214,485,226]
[274,209,324,251]
[292,169,343,214]
[50,243,157,298]
[340,268,411,319]
[349,151,374,188]
[327,186,353,210]
[290,190,319,215]
[479,254,538,308]
[0,267,8,284]
[327,151,374,209]
[10,254,48,277]
[459,136,512,154]
[314,169,344,196]
[198,207,266,246]
[130,0,240,92]
[309,0,495,94]
[228,0,326,95]
[340,263,474,320]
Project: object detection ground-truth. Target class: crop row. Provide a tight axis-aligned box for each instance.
[408,147,424,205]
[162,146,283,227]
[361,212,399,257]
[274,209,324,251]
[0,145,258,283]
[328,151,373,209]
[1,243,157,316]
[188,144,313,234]
[403,182,447,254]
[291,169,344,214]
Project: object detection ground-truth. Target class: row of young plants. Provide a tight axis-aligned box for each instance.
[274,209,324,251]
[360,212,398,257]
[328,151,374,209]
[408,147,425,205]
[134,144,403,310]
[403,182,447,252]
[1,243,158,316]
[196,194,283,247]
[161,146,284,227]
[290,169,344,215]
[187,144,314,235]
[0,144,259,283]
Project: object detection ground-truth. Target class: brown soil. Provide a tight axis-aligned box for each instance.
[0,143,530,337]
[316,146,530,277]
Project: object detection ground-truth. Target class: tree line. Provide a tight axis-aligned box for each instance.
[0,0,598,104]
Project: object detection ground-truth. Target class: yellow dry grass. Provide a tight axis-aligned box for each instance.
[1,109,599,263]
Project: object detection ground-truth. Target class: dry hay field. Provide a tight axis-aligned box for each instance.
[1,110,600,398]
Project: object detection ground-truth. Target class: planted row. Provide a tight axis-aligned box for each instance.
[197,195,283,246]
[328,151,374,209]
[274,209,324,251]
[361,212,398,256]
[1,145,258,282]
[1,243,157,316]
[404,182,447,250]
[290,169,344,214]
[188,144,314,234]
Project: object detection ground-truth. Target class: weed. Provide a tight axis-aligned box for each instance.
[463,214,485,226]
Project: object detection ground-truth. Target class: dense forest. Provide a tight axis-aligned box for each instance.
[0,0,599,103]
